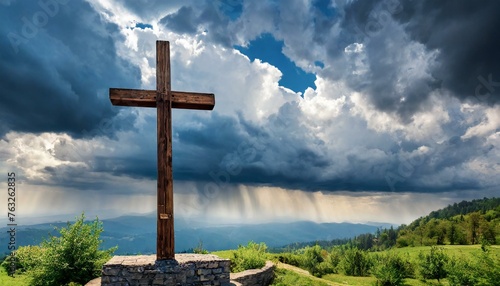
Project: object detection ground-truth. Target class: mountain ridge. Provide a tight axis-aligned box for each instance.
[0,215,382,255]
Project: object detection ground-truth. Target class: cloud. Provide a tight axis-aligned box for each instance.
[395,0,500,104]
[0,0,140,138]
[1,0,499,226]
[116,0,184,20]
[333,0,500,120]
[159,1,237,47]
[159,6,198,34]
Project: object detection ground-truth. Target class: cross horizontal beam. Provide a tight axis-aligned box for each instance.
[109,88,215,110]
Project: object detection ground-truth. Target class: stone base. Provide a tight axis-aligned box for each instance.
[230,261,275,286]
[100,254,231,286]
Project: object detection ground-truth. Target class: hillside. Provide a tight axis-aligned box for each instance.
[407,197,500,229]
[275,197,500,251]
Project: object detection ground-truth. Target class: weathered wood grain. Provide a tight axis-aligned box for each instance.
[110,89,215,110]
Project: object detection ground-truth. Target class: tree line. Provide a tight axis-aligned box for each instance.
[274,197,499,252]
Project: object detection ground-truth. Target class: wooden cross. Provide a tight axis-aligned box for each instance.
[109,41,215,260]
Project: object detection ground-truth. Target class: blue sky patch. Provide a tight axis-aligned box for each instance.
[313,0,336,17]
[235,33,316,94]
[315,61,325,69]
[135,22,153,30]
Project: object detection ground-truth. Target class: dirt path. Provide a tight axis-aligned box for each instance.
[276,262,343,286]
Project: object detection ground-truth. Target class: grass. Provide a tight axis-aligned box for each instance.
[211,249,235,260]
[390,244,499,267]
[391,244,499,256]
[322,274,445,286]
[322,273,377,285]
[272,268,331,286]
[0,268,30,286]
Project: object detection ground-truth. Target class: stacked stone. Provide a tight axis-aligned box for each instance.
[230,261,275,286]
[101,254,231,286]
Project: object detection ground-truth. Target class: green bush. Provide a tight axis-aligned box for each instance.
[276,252,302,267]
[372,252,412,286]
[395,237,409,248]
[315,261,334,277]
[475,247,500,286]
[231,242,267,273]
[327,247,343,273]
[447,247,500,286]
[193,240,209,254]
[446,255,479,286]
[27,213,116,286]
[417,246,448,282]
[14,245,45,272]
[338,247,371,277]
[300,245,324,277]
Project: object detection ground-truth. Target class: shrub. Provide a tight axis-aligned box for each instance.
[446,255,479,286]
[14,245,45,272]
[300,245,324,277]
[193,240,209,254]
[276,252,302,267]
[372,252,412,286]
[315,261,335,277]
[327,247,343,273]
[417,246,448,282]
[395,237,409,248]
[447,246,500,286]
[475,246,500,285]
[29,213,116,286]
[231,242,267,273]
[338,247,371,277]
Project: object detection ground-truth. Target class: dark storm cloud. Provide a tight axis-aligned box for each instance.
[335,0,500,119]
[159,1,238,47]
[41,105,494,194]
[0,0,140,138]
[395,0,500,104]
[382,136,493,193]
[174,112,249,181]
[159,6,198,34]
[170,105,494,194]
[167,105,385,193]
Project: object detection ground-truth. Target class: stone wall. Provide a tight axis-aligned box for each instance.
[100,254,231,286]
[230,261,275,286]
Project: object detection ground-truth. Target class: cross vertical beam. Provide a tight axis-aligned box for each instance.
[156,41,174,260]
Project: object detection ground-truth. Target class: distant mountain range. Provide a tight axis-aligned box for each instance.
[0,213,390,255]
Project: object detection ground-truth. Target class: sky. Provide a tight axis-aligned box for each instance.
[0,0,499,226]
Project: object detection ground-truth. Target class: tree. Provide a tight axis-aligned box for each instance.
[435,221,447,245]
[417,246,448,282]
[28,213,116,286]
[372,252,412,286]
[339,248,371,277]
[301,245,330,277]
[479,220,496,245]
[418,220,426,246]
[468,212,481,244]
[448,222,457,245]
